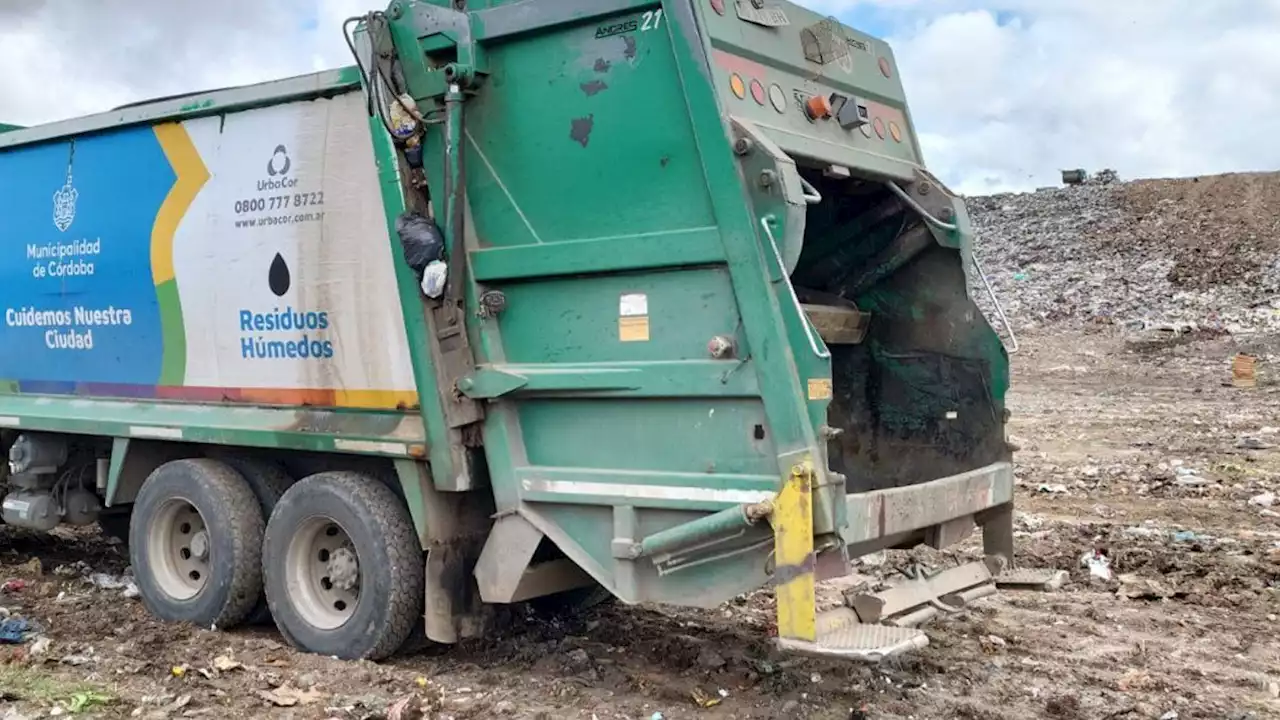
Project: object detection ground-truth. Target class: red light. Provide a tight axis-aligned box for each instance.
[710,0,725,14]
[879,57,892,78]
[750,79,766,105]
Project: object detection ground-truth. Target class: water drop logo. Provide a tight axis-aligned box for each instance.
[267,145,291,177]
[52,165,77,233]
[268,253,291,297]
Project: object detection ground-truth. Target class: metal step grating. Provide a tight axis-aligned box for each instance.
[778,608,929,662]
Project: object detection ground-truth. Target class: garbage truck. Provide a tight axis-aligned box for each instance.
[0,0,1050,663]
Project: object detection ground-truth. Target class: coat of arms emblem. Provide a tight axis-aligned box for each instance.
[53,166,77,233]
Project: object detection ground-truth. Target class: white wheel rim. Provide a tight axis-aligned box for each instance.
[147,499,210,601]
[284,516,360,630]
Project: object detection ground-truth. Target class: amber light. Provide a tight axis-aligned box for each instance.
[750,79,766,105]
[805,94,833,120]
[889,121,902,143]
[729,73,746,99]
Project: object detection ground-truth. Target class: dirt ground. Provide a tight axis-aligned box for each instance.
[3,327,1280,720]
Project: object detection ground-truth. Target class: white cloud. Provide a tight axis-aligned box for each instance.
[801,0,1280,193]
[0,0,366,126]
[2,1,1277,197]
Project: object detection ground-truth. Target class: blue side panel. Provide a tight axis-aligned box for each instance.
[0,127,175,386]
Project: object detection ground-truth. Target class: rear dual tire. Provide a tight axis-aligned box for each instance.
[129,459,264,629]
[262,472,424,661]
[129,462,422,661]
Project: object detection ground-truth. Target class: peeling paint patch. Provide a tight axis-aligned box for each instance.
[660,155,670,168]
[594,58,612,73]
[0,416,19,427]
[570,114,595,148]
[623,35,637,60]
[130,425,183,440]
[580,80,608,97]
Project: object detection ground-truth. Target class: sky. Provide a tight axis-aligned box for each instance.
[1,0,1278,194]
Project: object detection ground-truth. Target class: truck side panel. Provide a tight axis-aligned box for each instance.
[0,92,418,411]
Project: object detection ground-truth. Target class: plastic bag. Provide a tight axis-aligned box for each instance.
[421,261,448,299]
[395,212,444,274]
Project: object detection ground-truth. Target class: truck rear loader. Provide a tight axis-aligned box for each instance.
[0,0,1047,663]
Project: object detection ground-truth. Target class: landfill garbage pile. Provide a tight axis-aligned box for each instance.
[966,170,1280,336]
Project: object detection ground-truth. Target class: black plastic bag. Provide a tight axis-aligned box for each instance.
[395,212,444,275]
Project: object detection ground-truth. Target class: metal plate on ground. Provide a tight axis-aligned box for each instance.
[995,568,1069,591]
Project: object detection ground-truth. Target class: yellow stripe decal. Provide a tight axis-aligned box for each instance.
[151,123,209,285]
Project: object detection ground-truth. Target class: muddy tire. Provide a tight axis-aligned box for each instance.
[205,453,293,625]
[262,472,423,661]
[129,459,265,630]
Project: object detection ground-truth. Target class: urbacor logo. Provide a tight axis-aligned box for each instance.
[267,144,291,177]
[259,144,298,191]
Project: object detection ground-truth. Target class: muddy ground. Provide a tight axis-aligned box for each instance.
[3,327,1280,720]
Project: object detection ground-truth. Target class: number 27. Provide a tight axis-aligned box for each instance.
[642,9,663,31]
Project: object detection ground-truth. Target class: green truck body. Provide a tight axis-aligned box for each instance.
[0,0,1020,662]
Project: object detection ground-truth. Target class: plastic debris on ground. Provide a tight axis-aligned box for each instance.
[0,617,32,644]
[87,572,140,599]
[1080,549,1112,581]
[1,579,26,594]
[1249,492,1276,508]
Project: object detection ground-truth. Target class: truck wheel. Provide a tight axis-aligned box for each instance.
[205,453,293,625]
[129,459,264,629]
[263,472,423,661]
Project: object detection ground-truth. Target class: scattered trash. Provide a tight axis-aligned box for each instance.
[1250,492,1276,508]
[691,688,722,708]
[1122,526,1162,539]
[1172,530,1200,543]
[1038,483,1069,495]
[87,572,140,598]
[1233,353,1257,388]
[212,655,243,672]
[60,653,93,667]
[1,580,26,594]
[28,636,51,658]
[259,685,325,708]
[1160,710,1179,720]
[1236,436,1272,450]
[980,635,1008,653]
[0,617,31,644]
[386,695,418,720]
[171,664,188,678]
[1081,549,1112,581]
[650,713,664,720]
